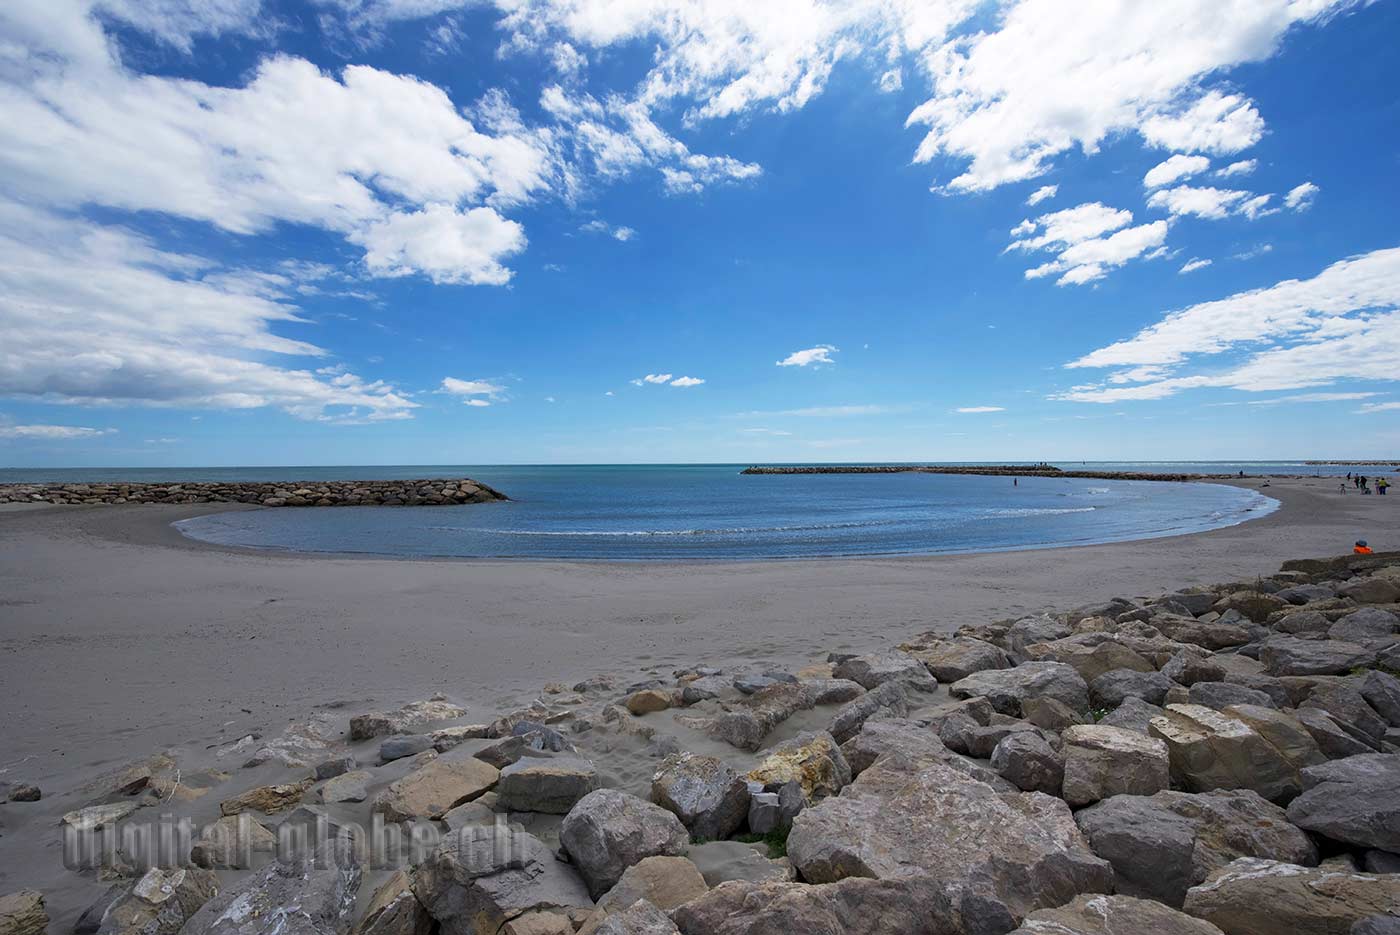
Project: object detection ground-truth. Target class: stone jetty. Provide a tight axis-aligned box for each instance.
[6,549,1400,935]
[0,478,507,507]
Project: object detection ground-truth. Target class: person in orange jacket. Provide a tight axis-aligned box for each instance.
[1354,540,1373,554]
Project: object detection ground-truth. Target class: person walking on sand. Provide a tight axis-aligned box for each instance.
[1355,540,1373,555]
[1379,477,1390,495]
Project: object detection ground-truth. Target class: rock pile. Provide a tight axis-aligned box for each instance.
[0,478,507,507]
[6,550,1400,935]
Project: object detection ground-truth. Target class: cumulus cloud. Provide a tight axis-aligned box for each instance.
[1138,91,1265,154]
[1011,202,1167,286]
[669,376,705,387]
[1056,246,1400,403]
[1147,185,1250,220]
[1144,154,1210,189]
[354,205,526,285]
[777,345,838,367]
[441,378,507,405]
[1179,258,1212,274]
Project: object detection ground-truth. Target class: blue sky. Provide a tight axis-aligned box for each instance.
[2,0,1399,466]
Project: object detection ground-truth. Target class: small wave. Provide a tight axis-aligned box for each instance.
[471,519,899,537]
[980,507,1097,518]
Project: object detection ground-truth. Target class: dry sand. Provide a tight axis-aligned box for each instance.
[0,474,1394,921]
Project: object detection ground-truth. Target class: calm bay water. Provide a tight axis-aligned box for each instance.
[34,463,1288,561]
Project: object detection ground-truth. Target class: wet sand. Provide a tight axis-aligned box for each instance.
[0,475,1390,792]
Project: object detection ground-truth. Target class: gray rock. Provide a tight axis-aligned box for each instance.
[313,758,355,781]
[496,756,599,815]
[413,827,591,935]
[831,652,937,693]
[826,681,908,744]
[1074,789,1316,907]
[747,792,780,835]
[1160,649,1228,687]
[352,871,431,935]
[684,841,791,888]
[1166,592,1219,616]
[1098,696,1165,734]
[179,847,360,935]
[787,753,1111,935]
[1260,636,1375,676]
[905,638,1010,682]
[190,814,278,869]
[1004,615,1073,661]
[97,868,219,935]
[349,700,467,741]
[1364,849,1400,874]
[1274,610,1335,635]
[509,721,571,751]
[1091,669,1173,707]
[1330,608,1400,642]
[1183,858,1400,935]
[320,770,372,804]
[560,789,690,898]
[1276,584,1335,605]
[949,661,1089,716]
[733,675,777,695]
[650,753,749,841]
[1187,681,1277,710]
[962,722,1049,759]
[843,719,1015,791]
[1354,669,1400,727]
[1061,724,1170,807]
[1295,706,1378,759]
[1301,684,1389,744]
[1339,576,1400,604]
[1022,696,1088,731]
[680,676,730,705]
[1149,704,1304,802]
[671,877,963,935]
[990,731,1064,795]
[590,902,680,935]
[1352,917,1400,935]
[1220,704,1327,774]
[379,735,434,762]
[75,886,126,935]
[1008,894,1228,934]
[1287,753,1400,850]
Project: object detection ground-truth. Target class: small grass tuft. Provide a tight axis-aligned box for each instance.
[736,825,790,858]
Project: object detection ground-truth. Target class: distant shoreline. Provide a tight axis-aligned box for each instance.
[742,465,1263,482]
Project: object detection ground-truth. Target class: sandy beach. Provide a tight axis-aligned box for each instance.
[0,475,1389,790]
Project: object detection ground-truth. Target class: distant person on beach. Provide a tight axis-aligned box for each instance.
[1379,478,1390,495]
[1355,540,1373,554]
[1340,483,1348,494]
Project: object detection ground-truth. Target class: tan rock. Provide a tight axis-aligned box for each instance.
[1060,724,1170,807]
[1010,894,1226,934]
[0,891,47,935]
[1220,704,1325,774]
[219,779,313,816]
[95,867,218,935]
[190,814,277,869]
[1183,858,1400,935]
[578,856,708,934]
[63,802,140,831]
[352,870,431,935]
[1149,704,1302,803]
[625,690,674,716]
[501,912,574,935]
[372,755,499,822]
[746,731,850,801]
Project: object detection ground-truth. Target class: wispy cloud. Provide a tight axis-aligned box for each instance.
[737,404,891,418]
[441,377,507,406]
[0,424,116,440]
[631,373,704,387]
[1179,258,1212,274]
[955,406,1005,413]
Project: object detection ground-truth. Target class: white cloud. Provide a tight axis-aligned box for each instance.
[1285,181,1319,210]
[955,406,1004,413]
[1144,154,1210,189]
[1146,185,1251,220]
[1026,184,1058,206]
[581,219,637,241]
[1012,202,1166,285]
[777,345,838,367]
[1057,246,1400,403]
[669,376,705,387]
[1358,402,1400,414]
[1215,158,1258,178]
[632,373,674,386]
[1247,392,1381,404]
[0,202,417,421]
[441,377,507,405]
[1180,258,1212,274]
[0,423,116,439]
[738,404,889,417]
[740,427,792,436]
[1139,91,1264,154]
[354,205,526,286]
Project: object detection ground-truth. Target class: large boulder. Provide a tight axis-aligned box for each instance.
[901,637,1010,683]
[1339,576,1400,604]
[1354,669,1400,727]
[842,719,1013,791]
[413,827,591,935]
[371,754,499,822]
[1074,789,1316,907]
[831,652,937,693]
[826,681,908,744]
[1218,705,1325,774]
[1182,858,1400,935]
[1300,684,1389,745]
[495,756,599,815]
[1148,705,1303,802]
[1031,639,1155,683]
[787,753,1112,935]
[352,871,431,935]
[577,856,707,934]
[650,754,749,841]
[670,877,964,935]
[1295,706,1377,759]
[1286,754,1400,851]
[190,814,278,869]
[1161,650,1228,687]
[1007,894,1227,934]
[0,892,47,935]
[990,731,1064,795]
[1329,608,1399,643]
[560,790,690,899]
[589,903,679,935]
[1187,682,1276,711]
[745,731,850,802]
[1004,616,1073,661]
[705,682,839,752]
[1060,725,1170,807]
[949,662,1089,716]
[220,780,313,817]
[1091,669,1173,708]
[350,699,468,740]
[1260,637,1374,676]
[1098,696,1165,734]
[97,868,221,935]
[179,848,361,935]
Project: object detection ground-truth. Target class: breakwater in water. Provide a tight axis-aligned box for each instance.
[0,478,507,507]
[741,465,1239,482]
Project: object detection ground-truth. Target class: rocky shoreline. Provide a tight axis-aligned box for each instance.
[0,479,507,508]
[4,550,1400,935]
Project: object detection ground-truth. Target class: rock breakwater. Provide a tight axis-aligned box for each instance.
[0,478,507,507]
